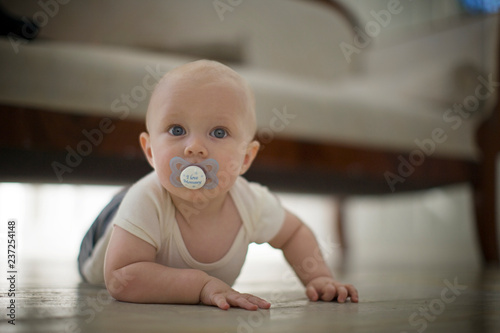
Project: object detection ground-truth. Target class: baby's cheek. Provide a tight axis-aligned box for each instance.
[219,156,244,176]
[214,165,240,191]
[214,172,232,190]
[153,158,175,186]
[155,154,174,173]
[157,171,175,192]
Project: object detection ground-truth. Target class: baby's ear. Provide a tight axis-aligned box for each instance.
[139,132,155,169]
[240,140,260,175]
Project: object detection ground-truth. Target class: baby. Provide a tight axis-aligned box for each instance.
[78,60,358,310]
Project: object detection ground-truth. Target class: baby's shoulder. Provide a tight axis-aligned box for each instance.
[231,176,277,209]
[121,171,172,212]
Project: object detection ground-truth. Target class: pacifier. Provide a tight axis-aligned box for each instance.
[169,157,219,190]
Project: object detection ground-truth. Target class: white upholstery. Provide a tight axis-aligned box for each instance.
[0,0,497,159]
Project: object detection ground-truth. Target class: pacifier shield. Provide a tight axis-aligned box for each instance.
[169,156,219,190]
[180,165,206,190]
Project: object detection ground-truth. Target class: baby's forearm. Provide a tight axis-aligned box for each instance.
[105,261,210,304]
[281,224,333,285]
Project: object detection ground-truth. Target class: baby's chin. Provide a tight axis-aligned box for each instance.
[163,180,230,206]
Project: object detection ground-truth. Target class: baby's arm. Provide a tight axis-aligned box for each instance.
[104,226,270,310]
[269,210,359,303]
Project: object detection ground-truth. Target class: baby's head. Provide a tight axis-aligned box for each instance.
[140,60,260,199]
[146,60,257,138]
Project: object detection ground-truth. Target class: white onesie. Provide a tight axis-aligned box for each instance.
[81,171,285,286]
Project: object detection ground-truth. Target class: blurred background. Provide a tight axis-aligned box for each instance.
[0,0,498,285]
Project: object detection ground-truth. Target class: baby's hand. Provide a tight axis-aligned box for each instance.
[305,277,359,303]
[200,277,271,311]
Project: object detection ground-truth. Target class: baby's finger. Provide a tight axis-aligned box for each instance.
[212,294,230,310]
[335,286,348,303]
[227,294,258,311]
[306,285,319,301]
[345,284,359,303]
[244,294,271,309]
[320,284,337,302]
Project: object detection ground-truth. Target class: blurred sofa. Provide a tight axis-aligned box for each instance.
[0,0,498,262]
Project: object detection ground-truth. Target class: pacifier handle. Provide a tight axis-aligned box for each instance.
[180,165,206,190]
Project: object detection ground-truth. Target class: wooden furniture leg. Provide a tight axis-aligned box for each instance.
[473,19,500,265]
[335,197,348,257]
[475,101,500,264]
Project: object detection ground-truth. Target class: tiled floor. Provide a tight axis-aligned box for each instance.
[1,259,498,333]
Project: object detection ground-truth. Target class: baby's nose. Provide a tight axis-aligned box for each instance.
[184,138,208,158]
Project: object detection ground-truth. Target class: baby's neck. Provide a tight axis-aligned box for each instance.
[171,191,229,226]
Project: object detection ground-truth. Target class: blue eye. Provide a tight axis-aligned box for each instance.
[211,128,227,139]
[168,125,185,136]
